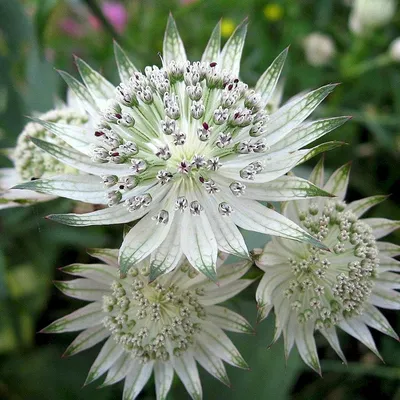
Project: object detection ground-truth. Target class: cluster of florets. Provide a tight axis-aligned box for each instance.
[284,199,378,329]
[91,60,271,218]
[14,108,88,180]
[102,262,207,363]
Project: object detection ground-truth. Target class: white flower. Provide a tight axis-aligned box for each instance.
[0,91,89,209]
[255,159,400,373]
[43,249,254,400]
[16,16,348,280]
[303,33,336,67]
[389,37,400,62]
[349,0,396,35]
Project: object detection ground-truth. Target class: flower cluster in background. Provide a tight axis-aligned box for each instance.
[0,1,399,400]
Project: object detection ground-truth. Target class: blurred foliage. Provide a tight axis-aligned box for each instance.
[0,0,399,399]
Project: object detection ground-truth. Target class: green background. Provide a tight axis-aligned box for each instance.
[0,0,399,399]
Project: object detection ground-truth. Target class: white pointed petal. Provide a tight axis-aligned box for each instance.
[363,218,400,239]
[87,248,119,267]
[376,271,400,289]
[114,41,138,83]
[308,157,325,187]
[256,267,291,306]
[119,210,175,275]
[206,305,253,334]
[61,262,118,284]
[255,242,287,268]
[227,196,326,249]
[185,260,252,292]
[154,361,174,400]
[122,361,154,400]
[370,286,400,309]
[257,304,273,324]
[339,318,381,358]
[282,313,296,359]
[58,70,99,116]
[243,175,333,201]
[323,163,351,200]
[14,174,107,204]
[150,215,183,281]
[320,327,346,364]
[198,323,248,369]
[377,242,400,258]
[0,168,19,189]
[31,137,132,176]
[295,321,321,374]
[361,304,399,340]
[194,342,230,387]
[75,57,115,106]
[219,20,247,77]
[163,15,187,65]
[47,204,138,226]
[41,302,102,333]
[181,208,218,281]
[201,21,221,63]
[261,84,338,147]
[29,117,94,155]
[171,353,202,400]
[298,141,345,166]
[86,336,125,384]
[201,280,254,305]
[271,117,350,153]
[378,256,400,273]
[345,195,388,218]
[64,325,109,357]
[202,193,249,259]
[54,278,109,301]
[255,48,288,105]
[101,353,132,386]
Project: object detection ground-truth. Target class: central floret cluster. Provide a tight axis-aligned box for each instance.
[94,60,270,220]
[102,262,206,363]
[284,199,378,328]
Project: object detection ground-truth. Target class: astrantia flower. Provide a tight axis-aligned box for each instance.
[255,159,400,373]
[16,16,348,280]
[43,249,253,399]
[0,93,88,209]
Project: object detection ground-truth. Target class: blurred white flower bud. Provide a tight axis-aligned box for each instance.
[349,0,396,36]
[389,38,400,61]
[303,33,336,67]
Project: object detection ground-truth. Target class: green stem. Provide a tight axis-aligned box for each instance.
[81,0,122,43]
[343,53,393,79]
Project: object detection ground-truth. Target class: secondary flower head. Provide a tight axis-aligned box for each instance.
[17,16,347,280]
[43,249,253,399]
[389,37,400,62]
[349,0,397,35]
[255,159,400,373]
[0,92,88,209]
[303,32,336,67]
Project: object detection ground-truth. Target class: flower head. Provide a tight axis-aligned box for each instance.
[43,249,253,399]
[255,159,400,373]
[303,32,336,67]
[0,92,88,209]
[17,16,347,279]
[389,37,400,62]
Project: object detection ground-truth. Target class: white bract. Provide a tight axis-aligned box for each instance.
[15,16,348,280]
[0,92,88,209]
[389,37,400,62]
[349,0,396,35]
[255,159,400,373]
[43,249,254,400]
[303,32,336,67]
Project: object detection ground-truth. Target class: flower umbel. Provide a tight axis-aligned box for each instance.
[0,92,88,209]
[255,159,400,373]
[16,16,348,280]
[43,249,253,399]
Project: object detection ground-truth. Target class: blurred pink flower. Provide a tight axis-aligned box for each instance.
[59,18,85,38]
[89,2,127,34]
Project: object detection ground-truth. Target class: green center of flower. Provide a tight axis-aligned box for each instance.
[284,199,378,329]
[102,262,206,363]
[14,108,88,181]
